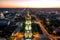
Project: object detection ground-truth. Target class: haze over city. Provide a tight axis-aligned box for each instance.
[0,0,60,8]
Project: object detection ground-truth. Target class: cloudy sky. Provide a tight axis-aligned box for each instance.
[0,0,60,8]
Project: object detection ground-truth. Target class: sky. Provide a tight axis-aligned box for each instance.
[0,0,60,8]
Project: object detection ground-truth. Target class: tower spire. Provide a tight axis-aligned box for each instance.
[27,10,30,17]
[25,10,31,20]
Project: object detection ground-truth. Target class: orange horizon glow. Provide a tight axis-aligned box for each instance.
[0,0,60,8]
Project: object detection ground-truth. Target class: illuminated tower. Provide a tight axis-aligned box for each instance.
[24,11,32,40]
[11,11,33,40]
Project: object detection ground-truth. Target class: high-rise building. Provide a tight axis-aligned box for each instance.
[24,11,32,40]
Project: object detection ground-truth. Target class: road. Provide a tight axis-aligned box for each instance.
[32,14,60,40]
[31,15,54,40]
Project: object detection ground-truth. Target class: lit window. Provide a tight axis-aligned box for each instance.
[25,31,32,38]
[25,21,31,24]
[25,25,32,30]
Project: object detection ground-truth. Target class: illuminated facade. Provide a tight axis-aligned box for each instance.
[24,11,33,40]
[11,11,33,40]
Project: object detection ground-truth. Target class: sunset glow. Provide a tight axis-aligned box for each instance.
[0,0,60,8]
